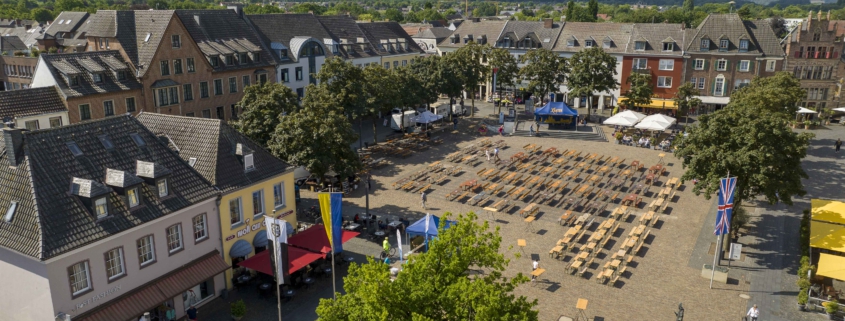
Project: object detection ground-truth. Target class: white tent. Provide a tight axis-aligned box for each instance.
[798,107,818,114]
[416,111,443,124]
[635,114,677,131]
[833,108,845,113]
[603,110,647,127]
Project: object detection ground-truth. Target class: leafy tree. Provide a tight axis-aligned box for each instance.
[488,47,519,115]
[683,0,694,12]
[564,0,575,21]
[232,82,300,147]
[519,48,566,105]
[454,43,490,117]
[729,72,804,116]
[736,4,752,20]
[438,54,465,120]
[316,212,539,321]
[472,2,498,17]
[315,57,367,119]
[588,0,599,20]
[269,84,362,180]
[424,2,433,9]
[362,64,401,143]
[621,72,652,110]
[567,47,618,118]
[30,7,52,22]
[407,55,442,108]
[243,4,283,14]
[384,8,403,22]
[289,3,327,15]
[673,82,700,125]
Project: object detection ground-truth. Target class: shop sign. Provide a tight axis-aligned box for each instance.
[276,210,294,219]
[70,285,121,313]
[225,218,263,241]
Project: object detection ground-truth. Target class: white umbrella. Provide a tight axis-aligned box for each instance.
[603,110,646,127]
[833,108,845,113]
[798,107,818,114]
[416,111,443,124]
[635,114,676,131]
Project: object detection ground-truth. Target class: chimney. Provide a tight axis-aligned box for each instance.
[543,18,553,29]
[806,11,812,31]
[828,10,831,21]
[4,128,24,167]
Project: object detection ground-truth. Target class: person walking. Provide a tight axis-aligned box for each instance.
[186,305,197,321]
[421,191,427,210]
[746,304,759,321]
[493,147,500,161]
[453,117,459,130]
[383,237,390,258]
[498,125,504,136]
[485,148,491,162]
[535,121,540,135]
[531,260,539,282]
[836,138,842,152]
[529,123,535,137]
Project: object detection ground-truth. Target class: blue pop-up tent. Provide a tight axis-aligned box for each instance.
[534,101,578,129]
[405,214,456,251]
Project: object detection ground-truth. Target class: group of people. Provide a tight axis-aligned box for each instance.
[484,147,501,162]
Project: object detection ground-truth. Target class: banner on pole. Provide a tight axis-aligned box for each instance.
[714,177,737,236]
[396,228,403,263]
[264,218,290,285]
[318,192,344,253]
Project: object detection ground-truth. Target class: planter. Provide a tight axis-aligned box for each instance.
[798,304,806,312]
[805,125,811,130]
[232,316,243,321]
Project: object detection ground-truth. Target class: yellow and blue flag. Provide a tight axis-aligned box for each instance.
[318,192,344,253]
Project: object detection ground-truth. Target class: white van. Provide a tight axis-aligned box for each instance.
[390,110,418,131]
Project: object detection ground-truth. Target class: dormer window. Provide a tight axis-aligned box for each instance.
[92,73,103,83]
[70,177,112,219]
[662,42,673,51]
[739,39,749,52]
[700,39,710,51]
[635,41,645,51]
[451,35,459,44]
[127,187,140,208]
[567,39,575,47]
[157,178,169,197]
[236,143,255,172]
[244,153,255,172]
[719,39,729,51]
[94,197,108,218]
[226,55,235,66]
[585,39,594,48]
[117,70,127,80]
[239,52,249,64]
[279,49,288,59]
[210,57,219,67]
[70,75,80,86]
[603,40,611,49]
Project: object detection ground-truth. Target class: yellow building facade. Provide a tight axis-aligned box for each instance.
[380,53,418,70]
[219,170,297,289]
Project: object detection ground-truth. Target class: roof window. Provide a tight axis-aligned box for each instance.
[98,135,114,150]
[4,201,17,223]
[67,141,83,156]
[130,133,145,147]
[188,157,197,167]
[144,33,151,43]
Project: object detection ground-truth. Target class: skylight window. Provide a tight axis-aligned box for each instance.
[130,133,145,147]
[144,33,152,42]
[58,20,65,24]
[4,201,17,222]
[67,141,83,156]
[98,135,114,150]
[188,157,197,167]
[66,20,72,25]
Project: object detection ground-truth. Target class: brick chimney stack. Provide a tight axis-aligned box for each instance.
[543,18,553,29]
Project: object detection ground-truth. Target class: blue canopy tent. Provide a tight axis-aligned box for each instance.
[534,101,578,129]
[405,214,456,251]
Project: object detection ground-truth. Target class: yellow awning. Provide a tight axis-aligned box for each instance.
[812,199,845,224]
[618,97,678,110]
[811,221,845,252]
[817,253,845,281]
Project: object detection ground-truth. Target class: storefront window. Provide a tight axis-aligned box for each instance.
[183,279,214,308]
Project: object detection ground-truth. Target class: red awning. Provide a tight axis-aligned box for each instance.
[288,224,359,254]
[237,246,325,276]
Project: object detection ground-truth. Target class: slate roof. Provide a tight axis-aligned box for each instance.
[85,10,117,38]
[316,15,380,59]
[413,27,453,40]
[357,21,424,56]
[624,23,686,56]
[110,10,174,77]
[0,25,44,48]
[686,13,761,54]
[438,20,507,48]
[0,87,67,120]
[175,10,274,72]
[246,13,334,64]
[553,22,633,54]
[38,50,142,98]
[744,20,786,57]
[0,114,219,260]
[41,12,89,39]
[498,20,563,50]
[135,113,294,193]
[0,36,26,52]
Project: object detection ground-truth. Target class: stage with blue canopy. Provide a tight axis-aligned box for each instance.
[405,214,457,251]
[534,102,578,129]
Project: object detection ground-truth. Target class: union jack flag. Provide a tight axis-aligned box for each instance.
[714,177,737,235]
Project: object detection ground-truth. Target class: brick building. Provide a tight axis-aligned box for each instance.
[619,23,688,113]
[783,11,845,111]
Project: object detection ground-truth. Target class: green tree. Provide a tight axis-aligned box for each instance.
[683,0,694,12]
[564,0,575,21]
[316,212,539,321]
[54,0,84,11]
[454,43,490,117]
[488,47,520,115]
[673,82,700,125]
[621,72,652,110]
[315,57,367,119]
[268,84,362,180]
[519,48,566,105]
[439,54,465,120]
[384,8,403,22]
[736,4,752,20]
[472,2,498,17]
[362,64,401,143]
[30,7,52,22]
[588,0,599,20]
[729,72,805,116]
[567,47,618,118]
[232,82,300,147]
[407,55,442,108]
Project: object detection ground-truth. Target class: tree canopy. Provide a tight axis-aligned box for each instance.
[567,47,618,116]
[454,43,491,116]
[621,73,652,110]
[728,72,804,116]
[316,212,538,321]
[673,82,701,124]
[316,57,367,118]
[232,82,300,147]
[519,48,566,103]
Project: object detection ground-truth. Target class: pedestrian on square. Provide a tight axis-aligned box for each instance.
[836,138,841,152]
[531,260,539,281]
[421,191,427,210]
[453,117,459,130]
[498,125,504,136]
[535,121,540,134]
[186,305,197,321]
[493,147,500,161]
[529,123,535,137]
[485,149,491,161]
[746,304,759,321]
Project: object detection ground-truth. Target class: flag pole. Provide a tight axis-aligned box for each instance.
[710,171,729,289]
[269,229,282,321]
[331,229,337,300]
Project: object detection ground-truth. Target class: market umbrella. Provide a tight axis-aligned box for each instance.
[634,114,676,131]
[798,107,818,114]
[603,110,646,127]
[833,108,845,113]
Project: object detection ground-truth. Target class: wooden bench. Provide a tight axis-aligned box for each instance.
[414,183,432,194]
[455,191,471,202]
[625,255,635,264]
[610,275,620,286]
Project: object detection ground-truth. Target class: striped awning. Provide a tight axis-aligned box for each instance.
[75,250,229,321]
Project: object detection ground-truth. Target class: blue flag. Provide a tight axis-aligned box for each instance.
[318,192,344,253]
[714,177,737,235]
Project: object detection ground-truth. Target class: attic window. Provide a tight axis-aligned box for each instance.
[98,135,114,150]
[634,41,645,51]
[94,197,108,219]
[719,39,729,51]
[603,40,611,49]
[662,42,673,51]
[130,133,145,147]
[4,201,17,223]
[144,33,151,43]
[700,39,710,51]
[67,141,83,156]
[92,73,103,83]
[188,157,197,167]
[157,178,169,197]
[70,76,80,86]
[244,153,255,172]
[567,39,575,47]
[739,39,749,52]
[127,187,140,208]
[585,39,594,48]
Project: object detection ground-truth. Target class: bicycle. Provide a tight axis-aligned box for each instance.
[379,246,397,259]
